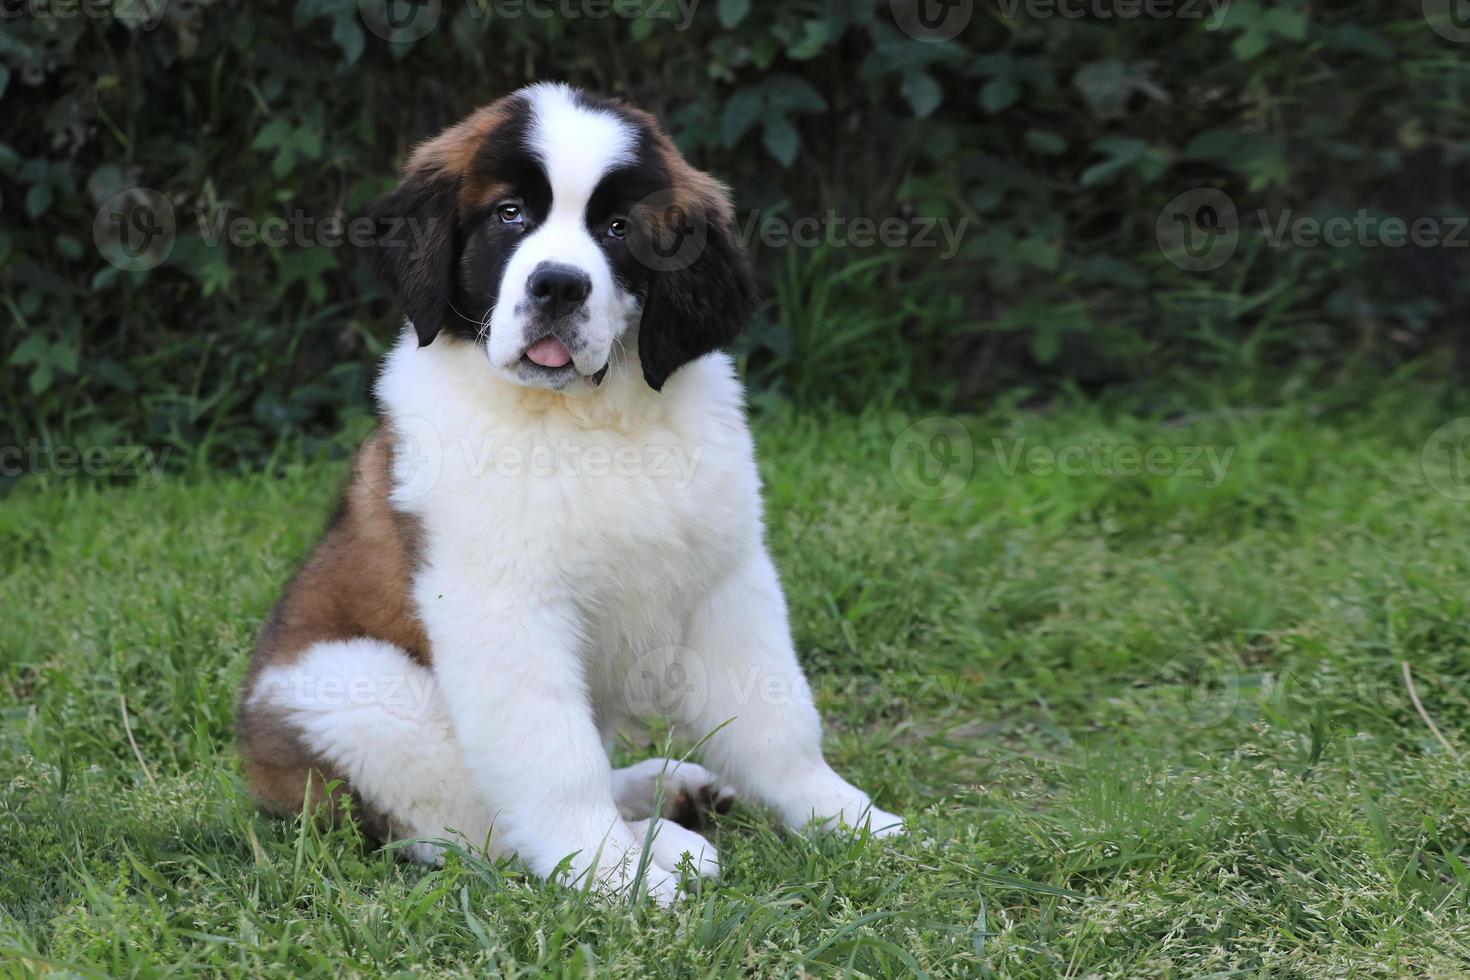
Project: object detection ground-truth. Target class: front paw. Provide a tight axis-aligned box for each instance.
[629,817,721,881]
[844,804,905,838]
[804,801,905,838]
[778,773,905,839]
[558,819,719,907]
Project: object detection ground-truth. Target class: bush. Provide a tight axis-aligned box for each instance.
[1,0,1467,469]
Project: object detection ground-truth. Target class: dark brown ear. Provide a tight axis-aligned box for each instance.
[635,193,757,391]
[365,173,459,347]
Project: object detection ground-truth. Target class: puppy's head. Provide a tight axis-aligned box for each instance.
[367,82,755,392]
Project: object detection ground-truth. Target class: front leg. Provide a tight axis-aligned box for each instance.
[428,590,714,903]
[673,550,903,836]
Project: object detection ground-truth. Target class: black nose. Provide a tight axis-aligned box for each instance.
[527,263,591,318]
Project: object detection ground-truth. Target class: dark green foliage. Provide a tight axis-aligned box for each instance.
[2,0,1467,467]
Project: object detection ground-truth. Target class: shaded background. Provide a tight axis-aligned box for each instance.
[2,0,1467,468]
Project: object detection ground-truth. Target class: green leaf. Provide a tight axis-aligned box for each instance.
[55,342,79,375]
[980,78,1020,113]
[901,70,943,119]
[1014,237,1060,272]
[763,74,827,114]
[762,115,799,168]
[18,158,48,183]
[201,260,233,298]
[251,117,291,152]
[86,163,130,207]
[1233,31,1268,60]
[717,0,750,28]
[271,147,296,179]
[722,89,764,147]
[1073,59,1167,119]
[1182,129,1243,162]
[91,266,119,291]
[25,183,52,218]
[1080,138,1171,187]
[1263,7,1307,40]
[787,20,829,60]
[296,126,323,160]
[8,334,45,367]
[1024,130,1067,155]
[331,15,365,64]
[276,246,339,303]
[29,362,53,395]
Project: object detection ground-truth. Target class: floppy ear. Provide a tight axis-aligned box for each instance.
[637,196,757,391]
[365,173,459,347]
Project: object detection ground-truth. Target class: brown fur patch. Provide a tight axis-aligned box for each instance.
[243,427,429,677]
[238,704,392,842]
[236,426,428,836]
[402,96,519,213]
[618,102,736,232]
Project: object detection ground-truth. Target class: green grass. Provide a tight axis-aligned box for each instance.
[4,375,1470,976]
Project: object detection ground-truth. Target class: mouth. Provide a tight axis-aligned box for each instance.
[524,335,573,369]
[517,335,609,387]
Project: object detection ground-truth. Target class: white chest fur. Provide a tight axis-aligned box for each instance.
[374,335,764,684]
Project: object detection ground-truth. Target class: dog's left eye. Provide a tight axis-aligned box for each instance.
[606,217,627,240]
[496,202,523,225]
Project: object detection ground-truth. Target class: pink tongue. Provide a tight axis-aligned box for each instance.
[525,337,572,368]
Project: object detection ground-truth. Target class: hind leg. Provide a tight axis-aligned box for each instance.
[239,638,496,863]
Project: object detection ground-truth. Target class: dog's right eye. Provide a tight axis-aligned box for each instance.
[496,202,523,225]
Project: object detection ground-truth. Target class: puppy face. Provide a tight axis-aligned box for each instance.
[367,83,756,392]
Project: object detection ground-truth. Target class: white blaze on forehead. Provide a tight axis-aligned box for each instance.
[523,82,636,215]
[480,84,640,385]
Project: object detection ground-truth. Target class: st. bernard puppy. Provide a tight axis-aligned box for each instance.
[236,82,901,905]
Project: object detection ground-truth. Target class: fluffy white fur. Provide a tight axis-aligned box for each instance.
[369,339,899,903]
[253,83,900,906]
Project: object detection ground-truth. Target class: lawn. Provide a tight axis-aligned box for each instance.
[3,375,1470,977]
